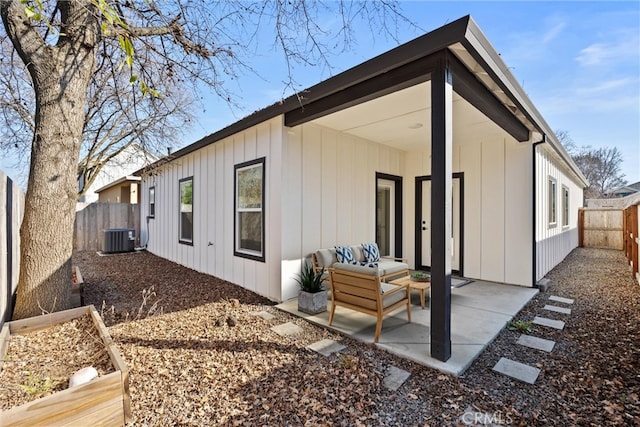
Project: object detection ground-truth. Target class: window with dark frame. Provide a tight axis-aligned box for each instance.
[234,158,265,261]
[149,186,155,217]
[179,177,193,244]
[562,186,569,227]
[548,177,557,227]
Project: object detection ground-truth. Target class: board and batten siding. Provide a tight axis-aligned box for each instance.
[280,123,405,301]
[405,131,534,287]
[140,117,283,301]
[534,144,584,282]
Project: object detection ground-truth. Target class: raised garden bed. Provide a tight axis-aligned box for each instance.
[0,305,130,426]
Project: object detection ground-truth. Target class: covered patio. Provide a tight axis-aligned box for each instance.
[277,281,538,375]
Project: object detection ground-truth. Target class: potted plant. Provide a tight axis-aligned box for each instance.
[295,262,327,314]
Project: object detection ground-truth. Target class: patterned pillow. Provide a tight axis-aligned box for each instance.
[358,261,378,268]
[335,246,357,264]
[362,242,380,263]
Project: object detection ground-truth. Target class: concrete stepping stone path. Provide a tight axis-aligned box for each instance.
[517,335,555,352]
[270,322,303,336]
[543,304,572,315]
[549,295,574,305]
[307,339,346,357]
[251,310,276,321]
[533,316,565,330]
[383,366,411,391]
[492,357,540,384]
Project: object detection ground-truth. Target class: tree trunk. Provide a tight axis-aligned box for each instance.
[2,0,98,319]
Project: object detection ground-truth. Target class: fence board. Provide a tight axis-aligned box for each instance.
[74,203,140,251]
[0,171,24,329]
[579,208,624,250]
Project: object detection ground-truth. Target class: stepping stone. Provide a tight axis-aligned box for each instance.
[492,357,540,384]
[543,304,571,315]
[250,310,275,321]
[533,316,565,330]
[307,339,346,357]
[549,295,574,304]
[517,335,555,352]
[270,322,303,337]
[383,366,411,391]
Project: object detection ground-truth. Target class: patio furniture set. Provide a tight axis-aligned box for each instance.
[311,243,431,342]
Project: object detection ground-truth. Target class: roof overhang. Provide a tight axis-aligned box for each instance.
[136,15,587,187]
[95,175,141,194]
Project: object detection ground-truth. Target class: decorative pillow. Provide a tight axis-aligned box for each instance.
[362,242,380,263]
[335,246,357,264]
[357,261,378,268]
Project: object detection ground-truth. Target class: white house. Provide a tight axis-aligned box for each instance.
[78,144,157,204]
[137,16,587,361]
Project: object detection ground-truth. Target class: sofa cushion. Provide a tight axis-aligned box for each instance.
[362,242,380,262]
[335,246,357,264]
[315,248,337,268]
[381,286,408,308]
[378,260,410,276]
[333,262,379,276]
[350,245,364,262]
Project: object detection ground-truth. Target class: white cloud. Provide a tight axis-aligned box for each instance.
[543,22,566,44]
[576,28,640,67]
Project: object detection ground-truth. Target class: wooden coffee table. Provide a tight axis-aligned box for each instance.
[389,275,430,309]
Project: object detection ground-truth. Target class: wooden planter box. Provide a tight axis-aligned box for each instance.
[0,305,131,426]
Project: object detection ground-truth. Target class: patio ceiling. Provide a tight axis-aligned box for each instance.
[311,81,507,152]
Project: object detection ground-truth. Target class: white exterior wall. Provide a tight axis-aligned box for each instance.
[280,123,405,300]
[140,117,283,301]
[405,131,533,287]
[535,144,584,282]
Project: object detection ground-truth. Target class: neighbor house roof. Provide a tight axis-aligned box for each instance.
[95,175,141,194]
[136,15,587,187]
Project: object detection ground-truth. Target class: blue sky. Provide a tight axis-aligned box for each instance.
[190,0,640,184]
[2,1,638,185]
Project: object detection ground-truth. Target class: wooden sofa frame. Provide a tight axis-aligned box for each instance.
[328,266,411,342]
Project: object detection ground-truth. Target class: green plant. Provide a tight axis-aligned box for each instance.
[295,262,325,293]
[508,319,533,335]
[18,372,59,397]
[410,272,430,280]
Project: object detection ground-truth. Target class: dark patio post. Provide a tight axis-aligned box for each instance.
[430,56,453,362]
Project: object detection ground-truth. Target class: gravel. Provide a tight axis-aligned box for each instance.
[7,247,638,425]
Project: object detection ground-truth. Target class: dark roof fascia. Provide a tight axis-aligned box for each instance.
[461,17,588,187]
[135,16,472,176]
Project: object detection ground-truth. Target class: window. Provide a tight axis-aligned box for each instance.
[179,177,193,244]
[548,178,557,226]
[235,158,265,261]
[562,186,570,227]
[149,186,155,218]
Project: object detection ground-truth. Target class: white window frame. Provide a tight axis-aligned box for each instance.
[234,158,265,262]
[548,177,557,227]
[179,177,193,245]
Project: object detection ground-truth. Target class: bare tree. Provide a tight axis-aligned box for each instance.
[1,0,412,319]
[556,129,627,198]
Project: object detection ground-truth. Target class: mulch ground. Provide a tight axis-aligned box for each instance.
[6,248,638,425]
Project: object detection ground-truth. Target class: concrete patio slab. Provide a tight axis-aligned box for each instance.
[270,322,303,336]
[383,366,411,391]
[549,295,574,304]
[517,335,555,352]
[307,339,346,356]
[533,316,565,330]
[492,357,540,384]
[543,304,572,315]
[276,281,538,376]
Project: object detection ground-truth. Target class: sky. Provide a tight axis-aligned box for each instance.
[1,1,639,186]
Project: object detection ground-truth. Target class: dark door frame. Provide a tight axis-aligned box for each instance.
[375,172,403,259]
[415,172,464,276]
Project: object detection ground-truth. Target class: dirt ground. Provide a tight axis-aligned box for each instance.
[4,247,638,425]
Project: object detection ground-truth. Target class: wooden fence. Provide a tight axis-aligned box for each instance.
[623,204,639,283]
[74,203,140,251]
[0,171,25,328]
[578,208,624,250]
